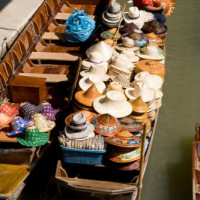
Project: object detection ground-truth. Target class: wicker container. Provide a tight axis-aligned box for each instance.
[60,145,106,165]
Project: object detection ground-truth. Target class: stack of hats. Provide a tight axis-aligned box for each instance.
[128,96,149,123]
[102,2,122,28]
[144,32,165,46]
[92,114,121,137]
[74,84,102,112]
[64,113,95,141]
[115,37,139,52]
[81,52,108,72]
[105,131,141,164]
[79,75,106,93]
[93,91,132,118]
[111,74,131,89]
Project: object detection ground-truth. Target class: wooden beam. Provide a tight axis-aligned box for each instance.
[55,12,95,20]
[42,32,66,41]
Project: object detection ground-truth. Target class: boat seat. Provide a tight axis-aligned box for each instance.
[30,52,78,62]
[42,32,66,42]
[55,12,95,21]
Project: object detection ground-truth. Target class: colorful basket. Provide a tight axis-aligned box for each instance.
[60,145,106,165]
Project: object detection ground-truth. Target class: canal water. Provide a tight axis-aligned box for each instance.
[118,0,200,199]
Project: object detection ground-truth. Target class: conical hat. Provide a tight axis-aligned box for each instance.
[86,41,115,61]
[144,32,165,46]
[75,84,103,107]
[93,91,132,118]
[0,104,19,118]
[129,96,149,113]
[100,28,121,40]
[135,60,165,77]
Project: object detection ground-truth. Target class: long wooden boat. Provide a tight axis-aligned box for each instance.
[0,0,173,199]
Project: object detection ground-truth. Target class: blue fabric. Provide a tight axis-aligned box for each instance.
[154,12,166,24]
[65,9,96,43]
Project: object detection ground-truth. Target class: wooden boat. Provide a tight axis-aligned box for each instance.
[0,0,173,199]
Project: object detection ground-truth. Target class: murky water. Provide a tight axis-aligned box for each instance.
[118,0,200,199]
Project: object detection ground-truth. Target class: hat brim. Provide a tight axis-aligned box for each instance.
[64,124,94,140]
[123,13,144,29]
[37,121,55,132]
[137,52,165,61]
[125,88,137,100]
[115,44,140,52]
[93,96,132,118]
[80,71,110,82]
[68,121,89,131]
[81,60,108,72]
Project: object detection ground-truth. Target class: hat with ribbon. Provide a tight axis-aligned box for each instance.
[40,102,59,121]
[0,112,13,129]
[93,91,132,118]
[19,102,42,119]
[105,131,141,148]
[32,113,55,132]
[65,110,96,124]
[108,146,141,163]
[17,126,49,147]
[0,103,19,117]
[64,113,95,140]
[92,114,121,137]
[6,116,30,137]
[75,84,103,107]
[81,52,108,71]
[86,41,115,62]
[79,75,106,93]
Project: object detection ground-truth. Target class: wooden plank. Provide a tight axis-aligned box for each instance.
[18,73,68,83]
[42,32,66,41]
[30,52,78,62]
[55,12,95,20]
[0,131,18,143]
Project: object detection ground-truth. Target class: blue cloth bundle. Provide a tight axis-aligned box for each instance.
[65,9,96,43]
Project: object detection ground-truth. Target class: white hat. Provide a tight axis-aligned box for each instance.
[121,49,140,63]
[80,65,110,81]
[115,37,140,52]
[125,82,156,102]
[108,2,121,14]
[93,91,132,118]
[86,41,115,62]
[79,75,106,93]
[137,46,165,60]
[123,7,154,29]
[81,52,108,71]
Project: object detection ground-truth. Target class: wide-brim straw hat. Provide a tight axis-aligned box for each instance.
[64,124,94,140]
[137,45,165,61]
[100,28,121,40]
[65,110,96,124]
[75,84,103,107]
[111,74,131,89]
[80,65,110,81]
[119,117,144,132]
[115,44,140,52]
[93,91,132,118]
[92,114,121,137]
[17,126,49,147]
[86,41,115,62]
[105,131,141,148]
[144,32,165,46]
[108,146,141,163]
[79,75,106,93]
[106,81,125,95]
[121,50,140,63]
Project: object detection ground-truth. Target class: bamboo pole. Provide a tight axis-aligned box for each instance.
[137,123,147,200]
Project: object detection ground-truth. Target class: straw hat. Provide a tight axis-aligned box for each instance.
[0,104,19,118]
[116,159,140,171]
[0,112,12,129]
[86,41,115,62]
[32,113,55,132]
[80,65,110,81]
[75,84,103,107]
[65,110,96,124]
[100,28,121,40]
[144,32,165,46]
[135,60,165,77]
[18,126,49,147]
[123,7,154,29]
[108,146,141,163]
[106,81,124,95]
[82,52,108,71]
[103,39,117,47]
[6,116,29,137]
[137,45,165,60]
[19,102,42,119]
[129,96,149,113]
[119,117,144,132]
[93,91,132,118]
[121,49,139,63]
[105,131,141,148]
[73,100,95,112]
[115,37,140,52]
[108,2,121,14]
[79,75,106,93]
[130,112,148,123]
[92,114,121,137]
[64,113,95,140]
[125,82,156,102]
[40,102,59,121]
[111,74,131,89]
